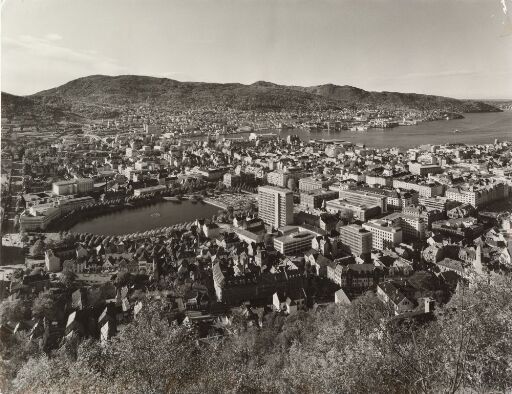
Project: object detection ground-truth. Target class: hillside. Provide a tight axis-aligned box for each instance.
[293,83,500,113]
[30,76,345,115]
[1,92,85,124]
[2,75,501,121]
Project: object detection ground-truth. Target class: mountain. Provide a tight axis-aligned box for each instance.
[292,83,499,113]
[3,75,501,121]
[30,75,344,116]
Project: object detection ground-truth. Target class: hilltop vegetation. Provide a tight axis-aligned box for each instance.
[31,76,343,112]
[2,276,512,394]
[293,83,498,113]
[1,75,500,122]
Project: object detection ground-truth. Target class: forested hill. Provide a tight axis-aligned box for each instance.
[1,92,86,124]
[292,83,499,113]
[1,74,498,118]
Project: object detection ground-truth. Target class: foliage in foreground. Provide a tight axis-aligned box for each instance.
[2,276,512,394]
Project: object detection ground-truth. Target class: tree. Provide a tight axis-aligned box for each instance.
[32,291,60,321]
[60,270,77,288]
[20,232,29,245]
[226,205,235,220]
[115,272,132,287]
[0,299,29,324]
[29,240,44,257]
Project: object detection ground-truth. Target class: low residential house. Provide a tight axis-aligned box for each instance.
[305,250,335,277]
[377,280,417,315]
[272,288,306,315]
[118,259,139,274]
[234,217,266,234]
[138,260,152,275]
[184,290,203,309]
[203,223,220,239]
[435,258,470,279]
[133,301,143,318]
[216,232,241,249]
[311,235,336,257]
[76,245,89,260]
[71,289,87,310]
[389,258,414,277]
[422,244,444,263]
[458,246,478,264]
[65,311,83,336]
[328,263,384,291]
[334,288,351,305]
[102,260,114,271]
[45,250,61,272]
[62,258,86,273]
[447,203,476,219]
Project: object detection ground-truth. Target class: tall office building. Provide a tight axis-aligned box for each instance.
[258,186,294,229]
[339,224,373,256]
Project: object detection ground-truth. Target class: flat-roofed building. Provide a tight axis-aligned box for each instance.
[300,189,338,210]
[299,176,333,192]
[258,186,294,229]
[267,171,289,188]
[133,185,167,197]
[418,196,458,211]
[338,188,388,213]
[445,183,508,208]
[393,178,444,197]
[19,194,95,231]
[339,224,373,256]
[382,212,426,241]
[58,196,94,213]
[408,162,443,176]
[325,199,381,222]
[365,174,393,187]
[19,206,61,231]
[52,178,93,196]
[52,180,76,196]
[273,232,315,255]
[362,220,403,250]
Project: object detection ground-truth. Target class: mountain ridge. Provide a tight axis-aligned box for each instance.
[2,74,501,121]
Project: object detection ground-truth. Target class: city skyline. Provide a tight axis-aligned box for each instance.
[2,0,512,99]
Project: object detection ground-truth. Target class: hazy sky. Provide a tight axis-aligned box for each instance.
[2,0,512,98]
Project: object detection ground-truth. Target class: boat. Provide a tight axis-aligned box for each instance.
[164,196,182,203]
[452,129,462,133]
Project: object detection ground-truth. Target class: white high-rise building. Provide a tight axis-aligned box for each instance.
[258,186,294,229]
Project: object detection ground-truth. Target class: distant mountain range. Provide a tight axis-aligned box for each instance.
[1,74,501,122]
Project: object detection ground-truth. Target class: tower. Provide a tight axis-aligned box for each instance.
[257,186,293,229]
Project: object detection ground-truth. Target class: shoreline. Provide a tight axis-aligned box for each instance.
[175,111,512,148]
[67,199,219,236]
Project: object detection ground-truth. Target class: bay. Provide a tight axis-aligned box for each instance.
[190,111,512,148]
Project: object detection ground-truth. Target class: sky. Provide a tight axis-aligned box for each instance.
[2,0,512,99]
